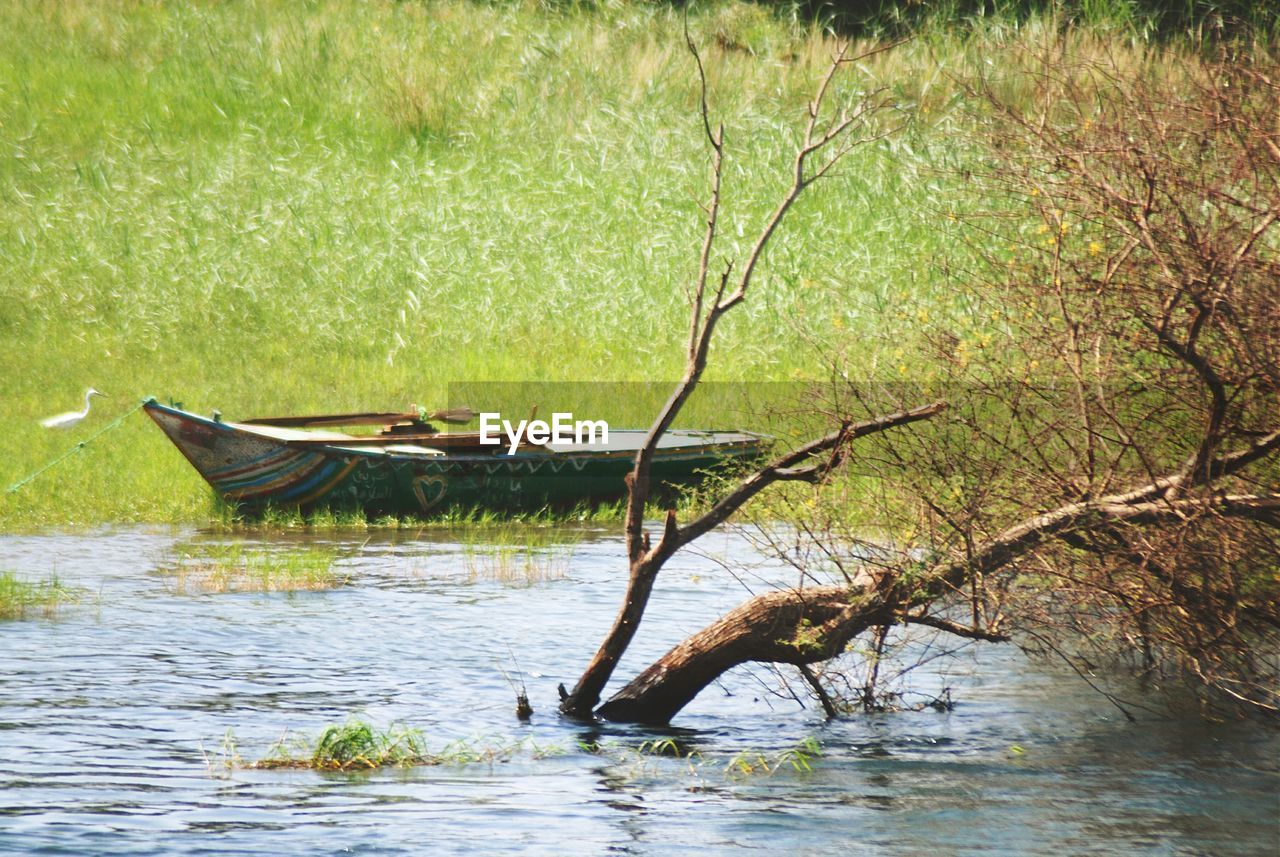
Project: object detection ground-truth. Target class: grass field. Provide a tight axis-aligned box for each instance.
[0,0,1247,526]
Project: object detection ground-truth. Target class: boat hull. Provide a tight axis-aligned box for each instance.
[144,401,763,515]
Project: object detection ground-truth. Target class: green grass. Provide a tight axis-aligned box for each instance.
[255,720,536,771]
[164,543,344,593]
[0,0,1231,527]
[580,733,826,778]
[247,717,824,775]
[461,521,583,585]
[201,498,659,532]
[0,570,80,619]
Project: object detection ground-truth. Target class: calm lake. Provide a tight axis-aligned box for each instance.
[1,526,1276,855]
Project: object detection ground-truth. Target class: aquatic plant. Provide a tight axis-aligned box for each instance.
[200,729,244,780]
[204,500,646,533]
[253,720,823,777]
[727,737,823,776]
[580,735,824,780]
[0,571,80,620]
[255,721,530,771]
[461,523,582,586]
[165,544,345,593]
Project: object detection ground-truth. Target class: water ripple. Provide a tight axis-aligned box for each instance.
[0,526,1275,856]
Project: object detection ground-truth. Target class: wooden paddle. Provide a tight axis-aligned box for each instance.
[242,406,478,429]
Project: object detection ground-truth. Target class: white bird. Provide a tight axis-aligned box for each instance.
[40,388,106,430]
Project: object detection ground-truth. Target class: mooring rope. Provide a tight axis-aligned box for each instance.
[5,400,147,495]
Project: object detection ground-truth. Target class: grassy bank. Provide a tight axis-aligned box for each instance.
[0,0,1231,527]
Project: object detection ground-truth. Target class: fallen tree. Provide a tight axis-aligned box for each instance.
[560,37,1279,723]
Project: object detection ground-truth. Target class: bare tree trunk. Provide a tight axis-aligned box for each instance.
[597,586,893,723]
[558,524,671,718]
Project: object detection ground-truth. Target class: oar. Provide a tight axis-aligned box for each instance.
[244,406,478,429]
[418,406,478,425]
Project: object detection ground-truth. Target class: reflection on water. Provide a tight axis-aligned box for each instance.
[0,526,1275,856]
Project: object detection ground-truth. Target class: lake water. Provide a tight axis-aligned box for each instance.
[1,526,1276,855]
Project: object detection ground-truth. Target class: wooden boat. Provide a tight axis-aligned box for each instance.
[143,399,765,515]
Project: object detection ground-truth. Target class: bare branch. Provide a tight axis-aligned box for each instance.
[666,402,947,557]
[798,664,838,718]
[900,613,1012,643]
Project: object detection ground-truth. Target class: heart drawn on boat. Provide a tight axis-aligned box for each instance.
[411,474,448,512]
